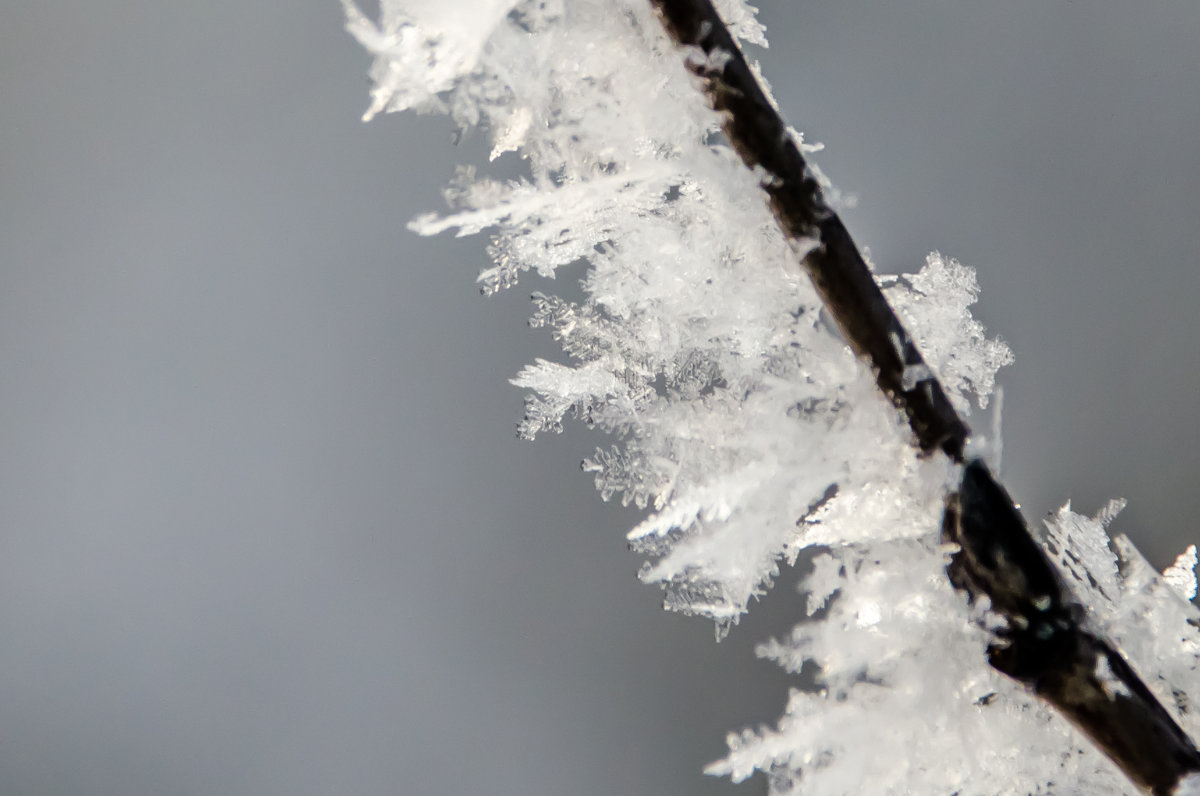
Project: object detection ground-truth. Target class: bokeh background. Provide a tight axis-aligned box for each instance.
[3,2,1199,794]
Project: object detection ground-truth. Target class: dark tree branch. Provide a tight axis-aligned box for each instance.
[648,0,1200,791]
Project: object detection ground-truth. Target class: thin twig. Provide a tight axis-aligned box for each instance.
[647,0,1200,791]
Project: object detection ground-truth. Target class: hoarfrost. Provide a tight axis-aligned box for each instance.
[1040,505,1200,743]
[348,1,1199,793]
[881,252,1015,411]
[1165,545,1199,601]
[347,0,999,627]
[714,541,1130,796]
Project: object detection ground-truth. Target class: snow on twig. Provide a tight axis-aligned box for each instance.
[347,0,1200,792]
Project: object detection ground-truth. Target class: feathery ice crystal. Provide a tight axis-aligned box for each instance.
[345,1,1200,792]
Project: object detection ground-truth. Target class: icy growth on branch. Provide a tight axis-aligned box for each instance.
[712,539,1133,795]
[348,1,1198,792]
[717,505,1200,795]
[1042,505,1200,741]
[347,0,1008,627]
[880,253,1014,412]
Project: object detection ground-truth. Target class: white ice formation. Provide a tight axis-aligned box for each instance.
[346,2,1200,792]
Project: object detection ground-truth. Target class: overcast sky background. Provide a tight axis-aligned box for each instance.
[2,2,1199,794]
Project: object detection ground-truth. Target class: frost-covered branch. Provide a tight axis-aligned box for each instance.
[345,1,1200,793]
[648,2,1200,791]
[651,0,967,460]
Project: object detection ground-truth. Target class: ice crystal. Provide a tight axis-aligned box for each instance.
[347,1,1199,792]
[881,252,1014,412]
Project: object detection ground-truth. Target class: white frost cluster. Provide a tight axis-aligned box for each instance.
[714,539,1133,795]
[1042,504,1200,741]
[347,1,1199,792]
[346,0,1000,627]
[715,505,1200,795]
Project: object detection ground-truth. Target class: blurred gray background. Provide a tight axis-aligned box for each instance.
[2,2,1198,794]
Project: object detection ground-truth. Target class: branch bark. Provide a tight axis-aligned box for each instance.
[647,0,1200,791]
